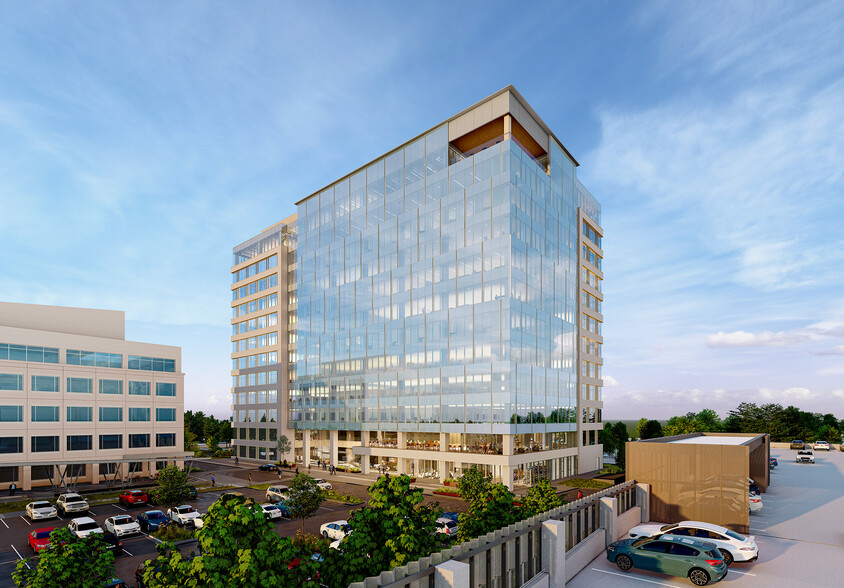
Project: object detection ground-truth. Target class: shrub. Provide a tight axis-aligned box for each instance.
[292,529,329,553]
[433,488,460,496]
[153,524,194,542]
[600,465,623,474]
[561,478,612,489]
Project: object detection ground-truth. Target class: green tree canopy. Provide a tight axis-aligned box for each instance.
[286,473,325,534]
[457,466,518,542]
[322,474,441,586]
[152,464,190,509]
[276,434,292,463]
[519,479,563,518]
[14,528,116,588]
[638,419,663,440]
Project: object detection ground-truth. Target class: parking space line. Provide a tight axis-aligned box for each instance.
[123,547,134,556]
[20,516,31,525]
[591,568,675,586]
[11,545,30,569]
[729,569,756,576]
[114,505,127,512]
[1,518,8,529]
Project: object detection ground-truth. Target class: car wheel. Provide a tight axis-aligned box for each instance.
[688,568,710,586]
[718,549,733,566]
[615,554,632,571]
[322,531,329,539]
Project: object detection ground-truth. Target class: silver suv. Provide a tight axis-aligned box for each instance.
[56,493,89,515]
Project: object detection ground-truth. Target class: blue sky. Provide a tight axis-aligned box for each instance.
[1,2,843,420]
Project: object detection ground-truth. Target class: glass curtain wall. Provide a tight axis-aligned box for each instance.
[296,124,580,437]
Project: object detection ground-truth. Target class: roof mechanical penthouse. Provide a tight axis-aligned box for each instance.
[231,86,604,489]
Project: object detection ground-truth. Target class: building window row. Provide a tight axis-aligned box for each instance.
[66,349,123,369]
[0,373,23,391]
[232,273,278,302]
[582,268,602,292]
[0,404,175,424]
[232,254,278,284]
[3,376,169,396]
[233,390,278,406]
[582,245,601,270]
[581,291,602,314]
[233,312,278,335]
[581,337,602,357]
[233,332,278,353]
[581,360,601,379]
[236,427,279,442]
[582,220,602,249]
[232,351,279,370]
[235,408,278,423]
[128,356,176,373]
[581,314,602,336]
[0,433,177,454]
[232,293,278,318]
[0,344,59,364]
[232,370,278,388]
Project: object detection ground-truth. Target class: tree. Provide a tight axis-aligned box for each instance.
[457,466,518,542]
[638,419,663,440]
[140,493,318,588]
[694,409,722,432]
[152,464,189,509]
[184,424,199,453]
[321,474,441,586]
[519,479,563,518]
[611,421,629,469]
[13,528,117,588]
[599,422,617,456]
[276,435,292,464]
[217,420,232,445]
[286,473,325,534]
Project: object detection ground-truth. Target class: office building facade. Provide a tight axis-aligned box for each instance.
[0,302,184,491]
[232,87,603,488]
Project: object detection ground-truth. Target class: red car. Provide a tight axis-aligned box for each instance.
[29,527,55,552]
[118,490,148,506]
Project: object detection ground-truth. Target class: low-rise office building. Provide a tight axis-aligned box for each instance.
[0,302,185,491]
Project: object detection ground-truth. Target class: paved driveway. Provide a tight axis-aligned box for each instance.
[568,448,844,587]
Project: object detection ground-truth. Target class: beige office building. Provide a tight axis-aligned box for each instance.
[0,302,185,491]
[230,214,297,462]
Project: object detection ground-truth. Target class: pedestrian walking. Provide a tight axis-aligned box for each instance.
[9,483,16,496]
[308,462,312,473]
[576,490,583,500]
[235,456,239,466]
[248,473,253,484]
[277,470,282,480]
[211,474,216,488]
[295,466,299,475]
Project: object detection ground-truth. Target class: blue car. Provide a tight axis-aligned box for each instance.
[441,511,460,524]
[275,500,296,518]
[137,510,169,533]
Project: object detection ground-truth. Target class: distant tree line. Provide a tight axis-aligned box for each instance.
[184,410,232,453]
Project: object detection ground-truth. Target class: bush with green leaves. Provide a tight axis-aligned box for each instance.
[456,466,518,542]
[152,524,194,542]
[153,465,190,509]
[286,473,326,533]
[519,479,563,518]
[13,527,117,588]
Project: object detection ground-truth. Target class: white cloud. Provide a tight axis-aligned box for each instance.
[812,345,844,356]
[603,375,619,387]
[706,330,806,348]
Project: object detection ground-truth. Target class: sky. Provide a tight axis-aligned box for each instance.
[1,1,843,421]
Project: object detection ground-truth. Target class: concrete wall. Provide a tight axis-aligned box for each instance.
[0,302,125,340]
[565,529,605,583]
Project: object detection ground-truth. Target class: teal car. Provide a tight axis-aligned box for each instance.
[606,535,727,586]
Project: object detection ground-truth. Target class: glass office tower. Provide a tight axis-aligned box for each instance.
[289,87,603,488]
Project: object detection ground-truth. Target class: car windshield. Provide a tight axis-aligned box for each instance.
[35,530,52,539]
[659,524,678,533]
[131,491,143,496]
[632,538,652,547]
[177,507,195,513]
[32,502,52,509]
[148,512,166,520]
[114,517,132,524]
[65,496,84,503]
[445,521,456,528]
[77,522,99,531]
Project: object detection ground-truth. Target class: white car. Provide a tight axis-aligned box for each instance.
[260,504,282,520]
[813,440,830,451]
[796,450,815,463]
[193,514,204,529]
[314,479,332,491]
[320,520,350,541]
[749,493,763,512]
[26,501,57,521]
[104,515,141,537]
[329,539,343,551]
[628,520,758,565]
[68,516,103,539]
[56,493,89,515]
[167,505,200,526]
[265,485,289,503]
[435,517,459,538]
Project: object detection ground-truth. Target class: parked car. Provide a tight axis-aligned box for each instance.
[606,535,727,586]
[186,485,198,500]
[97,531,124,555]
[628,521,758,566]
[28,527,56,552]
[796,450,815,463]
[167,505,200,526]
[319,520,351,541]
[26,501,57,521]
[313,478,332,491]
[137,510,170,532]
[790,439,805,450]
[435,517,459,538]
[56,493,89,516]
[769,457,778,468]
[192,514,205,529]
[275,499,296,517]
[103,580,129,588]
[329,539,343,551]
[749,493,763,512]
[813,440,830,451]
[260,504,283,520]
[258,464,278,472]
[118,490,148,506]
[748,478,759,495]
[265,485,289,503]
[68,517,103,539]
[441,511,460,524]
[105,515,141,537]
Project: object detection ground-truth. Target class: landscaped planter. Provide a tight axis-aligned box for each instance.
[433,489,460,497]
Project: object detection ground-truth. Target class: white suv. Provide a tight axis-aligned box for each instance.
[813,440,830,451]
[265,485,289,503]
[68,517,103,539]
[56,493,89,516]
[435,517,459,538]
[167,505,200,526]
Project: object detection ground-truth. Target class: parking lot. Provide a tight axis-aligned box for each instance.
[568,448,844,587]
[0,465,466,587]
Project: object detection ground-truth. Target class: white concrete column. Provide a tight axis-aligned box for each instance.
[397,431,406,450]
[636,483,650,523]
[361,432,370,474]
[435,559,470,588]
[502,464,514,491]
[503,434,514,456]
[329,430,339,467]
[361,431,370,447]
[541,519,566,586]
[22,466,31,492]
[440,432,448,453]
[438,460,449,484]
[398,457,407,475]
[599,496,617,546]
[303,430,311,467]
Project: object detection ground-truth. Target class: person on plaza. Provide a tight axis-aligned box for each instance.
[211,474,216,488]
[577,490,583,500]
[9,483,16,496]
[277,469,282,480]
[295,466,299,475]
[234,456,239,466]
[248,473,253,484]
